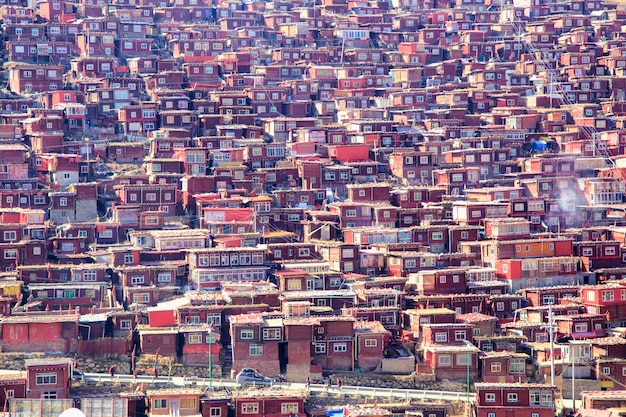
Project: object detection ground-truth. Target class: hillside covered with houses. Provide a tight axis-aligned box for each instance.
[4,0,626,416]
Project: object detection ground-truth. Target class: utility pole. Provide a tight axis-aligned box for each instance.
[467,345,470,404]
[209,327,213,390]
[571,342,576,414]
[549,305,555,386]
[464,340,473,404]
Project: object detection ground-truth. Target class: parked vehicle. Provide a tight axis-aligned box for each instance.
[235,368,273,387]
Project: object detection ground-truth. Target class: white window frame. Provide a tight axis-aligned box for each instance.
[333,343,347,352]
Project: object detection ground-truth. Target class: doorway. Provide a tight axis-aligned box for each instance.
[278,342,288,374]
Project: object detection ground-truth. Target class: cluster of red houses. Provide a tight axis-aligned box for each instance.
[5,0,626,415]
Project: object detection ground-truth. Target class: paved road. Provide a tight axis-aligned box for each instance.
[82,373,474,403]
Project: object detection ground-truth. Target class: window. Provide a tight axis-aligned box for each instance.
[249,344,263,356]
[153,399,167,409]
[333,343,347,352]
[315,343,326,353]
[282,404,298,414]
[133,294,149,303]
[210,408,221,417]
[189,334,202,344]
[120,320,131,330]
[99,229,113,239]
[456,354,469,365]
[603,367,611,375]
[485,393,496,403]
[365,339,377,347]
[131,275,144,285]
[83,270,97,281]
[435,333,447,343]
[438,355,451,366]
[4,249,17,259]
[541,392,552,406]
[602,290,614,302]
[157,272,171,283]
[455,331,466,341]
[263,328,281,340]
[530,391,540,406]
[4,231,16,241]
[242,404,259,414]
[346,209,357,217]
[180,398,196,409]
[36,373,57,385]
[123,254,134,264]
[510,358,525,374]
[574,322,588,333]
[507,393,518,403]
[287,280,301,290]
[490,362,501,373]
[42,392,57,399]
[240,329,253,340]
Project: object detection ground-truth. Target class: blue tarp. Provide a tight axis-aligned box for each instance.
[531,140,547,152]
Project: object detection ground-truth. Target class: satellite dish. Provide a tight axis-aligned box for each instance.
[59,409,85,417]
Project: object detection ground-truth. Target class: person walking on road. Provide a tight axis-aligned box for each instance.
[336,377,342,391]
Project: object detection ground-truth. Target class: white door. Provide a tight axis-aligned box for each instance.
[170,398,179,417]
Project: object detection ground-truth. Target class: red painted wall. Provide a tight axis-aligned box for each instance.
[148,309,177,327]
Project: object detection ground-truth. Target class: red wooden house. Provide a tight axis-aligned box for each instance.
[0,314,79,353]
[8,64,64,93]
[354,320,387,372]
[118,104,158,134]
[180,324,220,366]
[420,323,474,348]
[146,388,203,417]
[554,313,607,339]
[522,286,580,307]
[480,352,530,383]
[412,268,467,295]
[404,308,456,338]
[474,383,556,417]
[421,343,480,380]
[229,313,282,377]
[29,282,105,310]
[310,316,355,372]
[232,390,306,417]
[575,240,623,270]
[114,183,178,215]
[24,358,72,399]
[0,371,25,406]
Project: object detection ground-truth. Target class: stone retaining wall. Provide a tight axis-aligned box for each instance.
[0,353,220,379]
[327,372,462,391]
[0,353,462,392]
